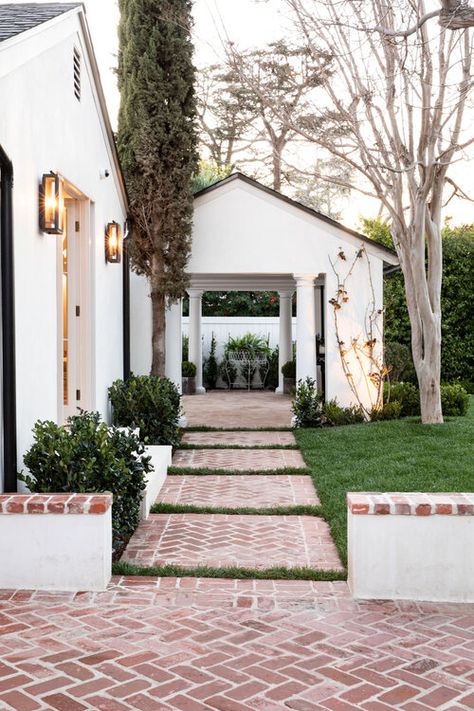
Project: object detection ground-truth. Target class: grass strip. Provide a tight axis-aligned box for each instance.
[113,561,346,582]
[150,502,323,516]
[296,398,474,569]
[177,443,298,450]
[168,466,311,476]
[183,426,294,433]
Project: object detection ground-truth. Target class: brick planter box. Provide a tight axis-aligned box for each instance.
[347,492,474,602]
[0,493,112,592]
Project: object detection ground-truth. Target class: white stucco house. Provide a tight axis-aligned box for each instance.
[131,173,398,406]
[0,3,129,492]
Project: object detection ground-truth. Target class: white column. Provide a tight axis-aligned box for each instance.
[187,289,205,394]
[295,274,317,384]
[276,290,294,394]
[165,298,182,393]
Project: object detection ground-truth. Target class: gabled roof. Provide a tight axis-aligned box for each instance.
[0,3,81,42]
[194,172,399,268]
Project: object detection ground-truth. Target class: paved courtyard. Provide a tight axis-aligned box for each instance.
[0,577,473,710]
[182,391,293,428]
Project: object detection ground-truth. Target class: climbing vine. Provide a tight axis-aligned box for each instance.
[329,246,388,417]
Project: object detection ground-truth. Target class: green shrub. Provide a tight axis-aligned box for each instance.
[282,360,296,379]
[370,401,402,421]
[182,361,197,377]
[292,377,324,428]
[182,334,189,361]
[20,411,151,548]
[323,399,365,426]
[108,375,181,446]
[225,333,271,357]
[440,383,470,416]
[263,346,279,389]
[203,333,219,389]
[385,381,420,417]
[385,341,415,383]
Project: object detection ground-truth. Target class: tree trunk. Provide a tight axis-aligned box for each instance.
[151,290,166,376]
[272,148,282,192]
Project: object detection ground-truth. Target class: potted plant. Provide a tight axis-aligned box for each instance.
[182,361,197,395]
[281,360,296,394]
[224,333,271,390]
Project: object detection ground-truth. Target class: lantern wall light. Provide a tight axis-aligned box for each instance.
[40,172,64,234]
[105,221,122,263]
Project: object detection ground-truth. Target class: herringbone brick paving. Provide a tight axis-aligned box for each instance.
[171,448,306,470]
[121,514,342,570]
[181,431,296,446]
[157,475,320,507]
[0,577,472,710]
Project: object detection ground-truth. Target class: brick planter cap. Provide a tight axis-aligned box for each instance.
[347,492,474,516]
[0,493,113,515]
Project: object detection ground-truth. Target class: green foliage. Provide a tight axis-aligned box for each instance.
[192,160,232,193]
[108,375,181,446]
[117,0,197,298]
[183,291,283,317]
[282,360,296,379]
[292,378,324,428]
[385,341,415,383]
[182,334,189,361]
[362,218,474,386]
[203,333,219,389]
[182,361,196,377]
[264,346,279,390]
[224,333,271,357]
[322,399,365,426]
[219,355,237,389]
[20,412,151,546]
[370,400,402,421]
[385,381,469,417]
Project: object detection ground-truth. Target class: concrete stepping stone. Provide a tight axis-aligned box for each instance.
[182,430,296,446]
[121,514,343,571]
[157,474,320,508]
[172,448,307,471]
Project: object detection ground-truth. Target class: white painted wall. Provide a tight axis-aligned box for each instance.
[140,445,172,520]
[0,10,127,477]
[348,509,474,603]
[0,507,112,591]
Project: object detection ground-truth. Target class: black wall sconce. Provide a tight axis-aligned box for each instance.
[40,172,64,234]
[105,221,122,263]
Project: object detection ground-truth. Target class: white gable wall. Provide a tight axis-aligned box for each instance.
[0,12,126,467]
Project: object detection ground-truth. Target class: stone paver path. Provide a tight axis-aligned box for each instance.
[0,577,473,710]
[183,391,293,428]
[158,475,320,507]
[121,514,343,571]
[172,448,307,471]
[182,430,296,446]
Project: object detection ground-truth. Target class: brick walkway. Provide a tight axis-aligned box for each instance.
[182,431,296,446]
[182,391,293,428]
[172,448,307,471]
[0,577,473,710]
[121,514,342,571]
[158,475,320,508]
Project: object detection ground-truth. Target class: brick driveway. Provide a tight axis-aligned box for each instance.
[121,514,342,571]
[0,577,473,710]
[158,475,320,508]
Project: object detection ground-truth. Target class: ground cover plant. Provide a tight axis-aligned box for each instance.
[296,398,474,567]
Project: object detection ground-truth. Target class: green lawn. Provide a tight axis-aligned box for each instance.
[296,397,474,568]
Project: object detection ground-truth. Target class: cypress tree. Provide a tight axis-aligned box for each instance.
[118,0,197,375]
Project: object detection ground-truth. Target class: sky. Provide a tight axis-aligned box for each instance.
[11,0,473,227]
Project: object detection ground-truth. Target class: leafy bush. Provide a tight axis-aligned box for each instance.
[385,380,469,417]
[20,411,151,547]
[440,383,470,416]
[263,346,279,389]
[203,333,219,389]
[385,341,415,383]
[370,401,402,421]
[292,377,324,428]
[282,360,296,379]
[385,381,419,417]
[182,361,197,377]
[108,375,181,446]
[225,333,271,357]
[323,399,365,426]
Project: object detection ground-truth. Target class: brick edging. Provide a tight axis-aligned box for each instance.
[347,492,474,516]
[0,494,113,515]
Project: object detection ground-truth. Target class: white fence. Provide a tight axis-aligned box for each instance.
[182,316,297,359]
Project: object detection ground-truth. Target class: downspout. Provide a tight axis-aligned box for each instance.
[0,147,17,492]
[122,221,131,381]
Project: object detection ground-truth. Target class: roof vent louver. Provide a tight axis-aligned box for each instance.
[73,47,81,101]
